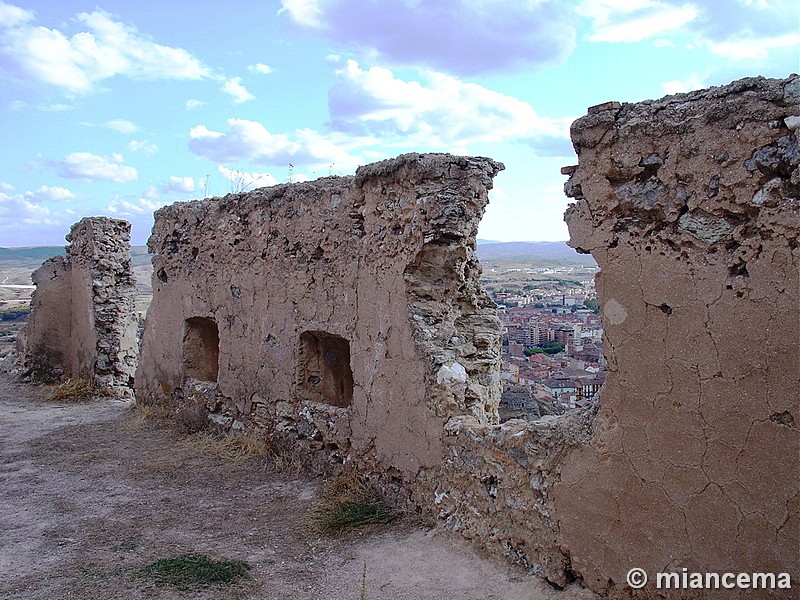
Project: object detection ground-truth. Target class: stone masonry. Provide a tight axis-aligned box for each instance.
[19,217,138,396]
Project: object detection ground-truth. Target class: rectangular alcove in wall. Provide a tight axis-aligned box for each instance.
[297,331,353,408]
[183,317,219,382]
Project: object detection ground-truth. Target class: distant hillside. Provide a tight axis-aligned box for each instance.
[0,246,65,264]
[0,245,151,268]
[476,241,595,265]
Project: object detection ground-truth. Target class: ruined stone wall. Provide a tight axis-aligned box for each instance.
[557,75,799,596]
[20,217,138,396]
[134,78,797,597]
[135,153,503,476]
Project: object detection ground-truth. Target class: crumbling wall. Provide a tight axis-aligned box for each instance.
[558,75,799,596]
[20,217,138,396]
[135,153,503,476]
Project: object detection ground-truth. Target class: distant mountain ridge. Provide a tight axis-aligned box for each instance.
[476,241,594,264]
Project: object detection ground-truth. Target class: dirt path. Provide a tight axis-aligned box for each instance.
[0,374,596,600]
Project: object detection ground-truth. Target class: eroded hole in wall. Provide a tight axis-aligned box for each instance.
[297,331,353,408]
[183,317,219,382]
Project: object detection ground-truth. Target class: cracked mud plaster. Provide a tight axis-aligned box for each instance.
[560,76,799,597]
[136,153,504,479]
[19,217,138,396]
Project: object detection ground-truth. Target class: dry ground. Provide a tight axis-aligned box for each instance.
[0,373,597,600]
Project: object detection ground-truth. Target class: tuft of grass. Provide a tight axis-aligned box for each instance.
[182,431,271,461]
[312,470,397,535]
[49,377,102,402]
[136,553,250,590]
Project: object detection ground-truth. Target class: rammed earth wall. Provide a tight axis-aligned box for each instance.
[135,153,504,476]
[19,217,138,396]
[134,77,798,598]
[558,75,799,596]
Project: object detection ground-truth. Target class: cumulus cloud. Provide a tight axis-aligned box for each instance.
[577,0,697,43]
[161,176,196,194]
[248,63,273,75]
[329,60,574,156]
[52,152,138,183]
[106,197,162,216]
[185,98,205,110]
[0,186,69,244]
[279,0,576,76]
[189,119,364,169]
[221,76,255,103]
[26,185,77,202]
[0,0,32,28]
[0,4,211,93]
[578,0,800,57]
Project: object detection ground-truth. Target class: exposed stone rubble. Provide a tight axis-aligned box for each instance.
[135,153,504,475]
[560,75,799,596]
[19,217,138,396]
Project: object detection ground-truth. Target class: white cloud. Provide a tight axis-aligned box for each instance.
[708,33,800,61]
[81,119,139,133]
[0,188,59,237]
[662,73,706,94]
[329,60,574,155]
[221,76,255,103]
[53,152,138,183]
[0,1,33,28]
[217,165,277,192]
[106,197,162,216]
[189,118,364,169]
[0,5,211,93]
[248,63,273,75]
[128,139,159,154]
[278,0,576,76]
[577,0,697,43]
[185,98,205,110]
[104,119,138,134]
[161,176,196,194]
[26,185,77,202]
[0,182,14,192]
[278,0,323,28]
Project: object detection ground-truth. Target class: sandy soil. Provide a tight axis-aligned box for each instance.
[0,373,597,600]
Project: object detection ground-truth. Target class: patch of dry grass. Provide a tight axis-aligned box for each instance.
[179,430,305,473]
[312,469,397,535]
[49,377,102,402]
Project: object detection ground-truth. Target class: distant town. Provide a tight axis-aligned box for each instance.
[476,243,603,421]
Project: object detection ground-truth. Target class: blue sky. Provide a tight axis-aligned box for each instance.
[0,0,797,247]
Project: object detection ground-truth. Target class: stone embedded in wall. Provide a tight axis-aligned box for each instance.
[19,217,138,396]
[559,75,799,596]
[135,153,504,475]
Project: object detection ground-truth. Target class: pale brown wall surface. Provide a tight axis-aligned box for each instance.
[19,217,138,395]
[559,75,799,596]
[135,153,504,476]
